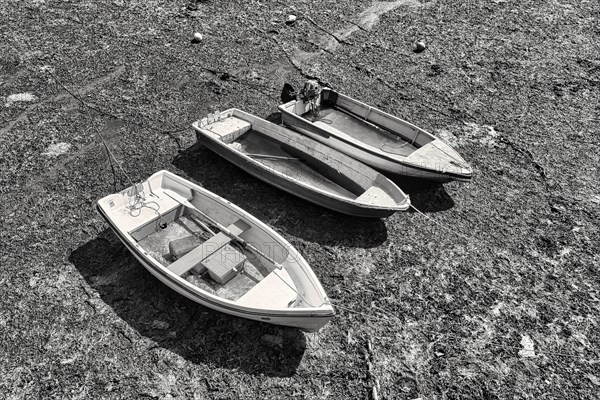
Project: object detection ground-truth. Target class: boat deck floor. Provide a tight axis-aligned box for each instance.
[137,215,203,266]
[137,214,270,301]
[304,107,417,157]
[231,130,359,199]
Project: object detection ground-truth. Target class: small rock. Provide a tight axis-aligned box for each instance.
[413,40,426,53]
[518,334,536,358]
[286,14,297,25]
[192,32,203,43]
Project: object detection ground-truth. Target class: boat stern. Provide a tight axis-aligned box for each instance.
[354,185,411,214]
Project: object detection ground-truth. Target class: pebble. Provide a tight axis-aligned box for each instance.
[286,15,297,25]
[518,335,536,358]
[192,32,203,43]
[413,40,426,53]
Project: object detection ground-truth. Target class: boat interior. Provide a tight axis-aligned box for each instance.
[283,90,435,156]
[200,113,395,203]
[107,178,311,309]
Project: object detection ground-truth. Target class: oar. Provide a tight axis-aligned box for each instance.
[188,214,216,236]
[246,153,300,161]
[163,189,284,269]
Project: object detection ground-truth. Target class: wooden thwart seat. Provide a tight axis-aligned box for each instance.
[236,269,298,309]
[167,219,251,276]
[355,186,396,207]
[206,116,252,143]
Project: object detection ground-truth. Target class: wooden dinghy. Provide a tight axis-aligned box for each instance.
[278,82,473,182]
[192,109,410,218]
[96,170,334,332]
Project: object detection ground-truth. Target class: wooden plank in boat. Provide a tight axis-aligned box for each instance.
[206,116,251,142]
[355,186,396,207]
[167,219,250,276]
[236,269,297,309]
[405,139,466,169]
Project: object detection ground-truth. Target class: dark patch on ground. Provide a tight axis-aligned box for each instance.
[69,231,305,377]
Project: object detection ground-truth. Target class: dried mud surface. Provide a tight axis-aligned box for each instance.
[1,0,599,399]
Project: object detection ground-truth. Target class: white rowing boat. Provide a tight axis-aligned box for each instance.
[193,109,410,217]
[96,170,334,331]
[279,82,473,182]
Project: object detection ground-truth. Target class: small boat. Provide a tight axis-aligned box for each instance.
[96,170,334,331]
[278,82,473,182]
[192,109,410,218]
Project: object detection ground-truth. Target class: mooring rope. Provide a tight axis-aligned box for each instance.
[94,122,167,226]
[409,203,473,243]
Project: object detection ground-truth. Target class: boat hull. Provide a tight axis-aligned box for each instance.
[96,171,334,332]
[197,135,399,218]
[279,90,472,182]
[193,109,410,217]
[280,118,464,182]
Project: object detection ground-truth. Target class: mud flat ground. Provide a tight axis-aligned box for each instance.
[1,0,599,398]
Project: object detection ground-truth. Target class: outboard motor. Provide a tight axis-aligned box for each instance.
[280,80,323,103]
[301,80,320,101]
[280,82,297,103]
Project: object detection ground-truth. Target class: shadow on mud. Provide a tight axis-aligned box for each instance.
[69,230,306,377]
[172,142,389,249]
[386,175,455,213]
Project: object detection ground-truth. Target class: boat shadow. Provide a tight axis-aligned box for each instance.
[172,143,389,249]
[386,175,456,213]
[69,230,306,377]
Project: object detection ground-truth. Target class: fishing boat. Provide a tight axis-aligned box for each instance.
[192,109,410,218]
[96,170,334,332]
[278,81,473,182]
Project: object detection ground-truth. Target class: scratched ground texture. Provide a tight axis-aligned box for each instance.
[1,0,598,399]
